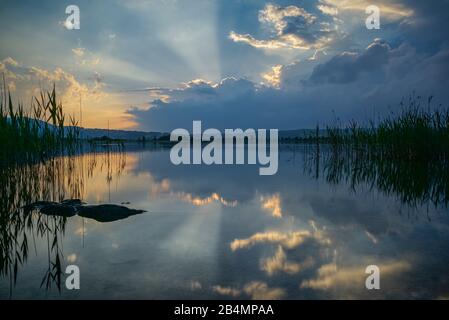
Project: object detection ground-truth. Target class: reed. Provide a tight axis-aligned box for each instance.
[0,83,80,162]
[0,145,127,296]
[301,94,449,209]
[326,95,449,161]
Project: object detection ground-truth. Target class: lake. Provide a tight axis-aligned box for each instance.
[1,144,448,299]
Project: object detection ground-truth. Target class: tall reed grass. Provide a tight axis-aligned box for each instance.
[0,83,80,161]
[326,95,449,161]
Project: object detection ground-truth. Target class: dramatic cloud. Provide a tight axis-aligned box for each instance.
[178,192,238,207]
[261,246,314,276]
[320,0,413,19]
[230,228,330,251]
[300,260,410,291]
[398,0,449,51]
[243,281,286,300]
[260,193,283,218]
[0,58,137,128]
[29,66,107,104]
[72,47,101,66]
[230,3,337,50]
[127,77,285,130]
[72,47,85,57]
[317,4,339,16]
[212,282,286,300]
[261,65,283,88]
[308,39,391,84]
[211,285,241,297]
[128,32,449,132]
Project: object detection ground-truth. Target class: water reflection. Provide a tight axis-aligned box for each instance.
[1,144,448,299]
[308,144,449,210]
[0,145,128,297]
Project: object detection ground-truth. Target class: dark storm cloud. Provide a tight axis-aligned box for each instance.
[127,77,290,131]
[399,0,449,52]
[127,38,449,132]
[308,39,391,84]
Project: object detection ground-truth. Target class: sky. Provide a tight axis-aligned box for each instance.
[0,0,448,130]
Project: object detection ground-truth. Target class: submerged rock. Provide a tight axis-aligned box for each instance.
[61,199,85,206]
[22,200,146,222]
[39,203,77,217]
[22,201,57,215]
[77,204,146,222]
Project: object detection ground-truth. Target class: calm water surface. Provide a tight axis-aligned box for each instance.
[1,144,448,299]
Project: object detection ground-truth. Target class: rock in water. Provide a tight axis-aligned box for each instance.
[22,200,146,222]
[77,204,146,222]
[39,203,77,217]
[22,201,57,215]
[22,200,79,217]
[61,199,85,206]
